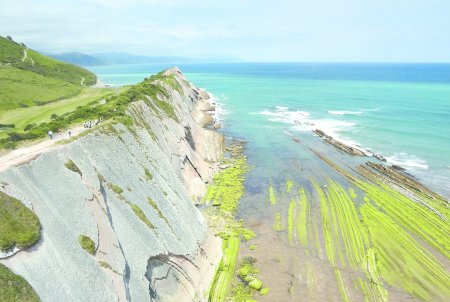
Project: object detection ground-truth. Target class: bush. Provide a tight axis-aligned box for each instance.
[24,123,37,131]
[78,235,95,255]
[64,159,82,176]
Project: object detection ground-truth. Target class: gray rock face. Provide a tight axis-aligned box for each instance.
[0,67,222,302]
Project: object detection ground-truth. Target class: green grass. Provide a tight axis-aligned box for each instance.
[0,191,41,251]
[0,70,178,149]
[147,197,168,224]
[130,203,155,229]
[107,183,124,195]
[0,263,40,302]
[64,159,82,176]
[78,235,95,255]
[0,36,96,85]
[0,66,82,110]
[0,86,117,132]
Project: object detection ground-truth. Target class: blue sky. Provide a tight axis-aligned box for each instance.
[1,0,449,62]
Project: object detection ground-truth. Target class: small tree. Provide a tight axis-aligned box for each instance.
[6,36,12,40]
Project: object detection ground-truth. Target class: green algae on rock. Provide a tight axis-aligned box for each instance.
[209,236,240,302]
[273,212,284,232]
[203,156,248,214]
[205,154,267,301]
[0,191,40,252]
[269,184,277,205]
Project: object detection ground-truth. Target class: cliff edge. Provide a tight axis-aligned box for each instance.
[0,67,223,301]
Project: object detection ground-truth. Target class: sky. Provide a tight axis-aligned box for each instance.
[1,0,450,62]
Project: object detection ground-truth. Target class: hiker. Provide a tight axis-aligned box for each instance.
[89,120,92,128]
[48,130,53,139]
[68,130,72,137]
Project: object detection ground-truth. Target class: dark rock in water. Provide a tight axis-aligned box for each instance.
[391,164,405,171]
[373,153,387,162]
[313,129,366,156]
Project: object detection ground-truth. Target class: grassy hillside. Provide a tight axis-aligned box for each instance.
[0,87,122,138]
[0,36,96,85]
[0,36,97,110]
[0,65,81,110]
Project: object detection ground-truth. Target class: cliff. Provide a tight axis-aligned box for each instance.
[0,67,224,301]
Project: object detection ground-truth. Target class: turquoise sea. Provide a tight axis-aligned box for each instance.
[89,63,450,197]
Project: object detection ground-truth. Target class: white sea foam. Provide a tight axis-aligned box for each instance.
[260,106,376,157]
[328,110,363,116]
[385,153,429,170]
[205,91,229,124]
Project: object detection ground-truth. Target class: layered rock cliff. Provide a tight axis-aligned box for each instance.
[0,67,223,301]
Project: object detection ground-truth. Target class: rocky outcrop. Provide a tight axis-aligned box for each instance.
[314,129,366,156]
[0,67,223,301]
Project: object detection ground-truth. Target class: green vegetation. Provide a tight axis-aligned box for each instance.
[0,191,40,251]
[0,70,179,149]
[144,167,153,181]
[286,179,294,193]
[268,184,276,205]
[287,199,296,244]
[276,176,449,302]
[204,153,264,301]
[228,257,268,300]
[0,36,97,113]
[64,159,82,176]
[147,197,168,224]
[209,236,240,301]
[130,203,155,229]
[99,261,112,270]
[0,36,96,85]
[273,212,283,232]
[78,235,95,255]
[0,66,81,110]
[0,263,40,302]
[0,87,117,135]
[203,157,248,213]
[107,183,124,195]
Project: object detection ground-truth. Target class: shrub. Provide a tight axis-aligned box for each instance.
[64,159,82,176]
[78,235,95,255]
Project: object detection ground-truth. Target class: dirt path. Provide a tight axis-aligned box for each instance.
[0,125,88,173]
[81,77,85,86]
[21,48,27,62]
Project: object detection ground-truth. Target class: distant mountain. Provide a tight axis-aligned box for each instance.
[47,51,241,66]
[49,52,105,66]
[93,52,241,65]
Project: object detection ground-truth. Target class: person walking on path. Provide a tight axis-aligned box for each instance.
[68,130,72,137]
[48,130,53,139]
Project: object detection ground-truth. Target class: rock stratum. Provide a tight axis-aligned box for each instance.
[0,67,224,301]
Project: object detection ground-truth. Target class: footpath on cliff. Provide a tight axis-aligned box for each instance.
[0,124,89,173]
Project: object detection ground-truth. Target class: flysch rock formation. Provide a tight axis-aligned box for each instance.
[0,67,224,302]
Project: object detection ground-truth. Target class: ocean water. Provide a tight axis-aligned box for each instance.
[89,63,450,197]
